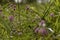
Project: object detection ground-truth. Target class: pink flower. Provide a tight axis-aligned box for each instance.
[34,27,48,36]
[9,15,14,21]
[39,20,46,27]
[38,28,48,36]
[50,12,54,17]
[34,27,40,33]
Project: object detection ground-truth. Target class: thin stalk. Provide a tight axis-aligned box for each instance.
[17,3,21,27]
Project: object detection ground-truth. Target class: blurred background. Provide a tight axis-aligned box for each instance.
[0,0,50,4]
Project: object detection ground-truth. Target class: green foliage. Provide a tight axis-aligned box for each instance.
[0,0,60,40]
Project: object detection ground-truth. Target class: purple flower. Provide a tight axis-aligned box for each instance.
[34,27,40,33]
[9,15,14,21]
[50,12,54,17]
[38,28,48,36]
[39,20,46,27]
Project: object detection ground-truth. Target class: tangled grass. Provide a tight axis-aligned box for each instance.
[0,0,60,40]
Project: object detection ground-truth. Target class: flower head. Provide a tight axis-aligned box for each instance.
[9,15,14,22]
[50,12,54,17]
[39,20,46,27]
[34,27,40,33]
[38,28,48,36]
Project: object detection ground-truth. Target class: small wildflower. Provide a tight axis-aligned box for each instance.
[38,28,48,36]
[39,20,46,27]
[50,12,54,17]
[34,27,40,33]
[9,15,14,21]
